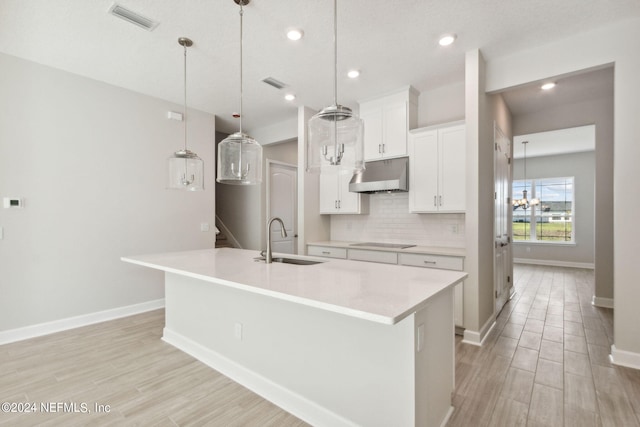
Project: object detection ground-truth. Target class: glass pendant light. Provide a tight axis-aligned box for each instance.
[168,37,204,191]
[307,0,364,175]
[217,0,262,185]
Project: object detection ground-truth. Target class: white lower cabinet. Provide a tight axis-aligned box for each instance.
[308,245,465,327]
[307,245,347,259]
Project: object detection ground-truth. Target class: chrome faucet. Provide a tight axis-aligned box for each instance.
[265,217,287,264]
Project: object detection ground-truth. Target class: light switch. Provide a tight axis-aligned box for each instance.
[200,222,210,232]
[417,323,425,352]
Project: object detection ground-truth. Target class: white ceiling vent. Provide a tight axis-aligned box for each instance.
[262,77,288,90]
[108,4,159,31]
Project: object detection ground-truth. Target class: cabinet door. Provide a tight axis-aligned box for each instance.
[409,130,439,212]
[438,125,466,212]
[361,109,383,160]
[337,172,360,213]
[382,101,408,158]
[319,172,338,213]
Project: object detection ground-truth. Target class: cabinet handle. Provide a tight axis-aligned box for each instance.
[338,200,341,208]
[322,251,331,255]
[423,260,437,265]
[433,196,437,207]
[378,144,382,154]
[382,143,385,153]
[439,195,442,206]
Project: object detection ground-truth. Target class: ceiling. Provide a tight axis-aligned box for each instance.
[1,0,638,135]
[513,125,596,159]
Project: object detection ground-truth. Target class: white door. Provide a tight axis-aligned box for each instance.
[268,161,297,254]
[494,124,513,314]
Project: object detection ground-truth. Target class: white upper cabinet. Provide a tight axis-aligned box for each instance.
[359,87,418,161]
[409,121,466,213]
[319,171,368,214]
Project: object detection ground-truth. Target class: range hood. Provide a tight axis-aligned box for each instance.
[349,157,409,194]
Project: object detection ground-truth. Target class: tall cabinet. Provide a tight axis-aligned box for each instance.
[359,86,418,161]
[409,121,466,213]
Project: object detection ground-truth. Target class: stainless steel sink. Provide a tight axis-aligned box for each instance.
[254,256,324,265]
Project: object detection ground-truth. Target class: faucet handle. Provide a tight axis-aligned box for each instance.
[259,250,266,258]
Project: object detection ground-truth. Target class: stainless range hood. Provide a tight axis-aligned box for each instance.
[349,157,409,194]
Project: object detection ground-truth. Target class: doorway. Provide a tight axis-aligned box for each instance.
[266,160,298,254]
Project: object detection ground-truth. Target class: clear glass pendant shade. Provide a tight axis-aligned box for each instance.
[216,132,262,185]
[168,149,204,191]
[307,105,364,174]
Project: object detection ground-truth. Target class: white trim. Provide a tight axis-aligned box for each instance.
[439,406,455,427]
[592,295,614,309]
[162,328,358,427]
[610,345,640,370]
[0,299,165,345]
[462,316,496,346]
[514,258,594,269]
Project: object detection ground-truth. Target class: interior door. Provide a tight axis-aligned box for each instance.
[494,124,513,314]
[268,161,297,254]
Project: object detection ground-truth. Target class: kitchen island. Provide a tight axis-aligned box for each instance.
[122,248,467,427]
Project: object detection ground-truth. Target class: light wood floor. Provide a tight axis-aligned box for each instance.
[1,265,639,426]
[448,264,640,427]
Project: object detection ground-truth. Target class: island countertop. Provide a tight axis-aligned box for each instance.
[122,247,467,325]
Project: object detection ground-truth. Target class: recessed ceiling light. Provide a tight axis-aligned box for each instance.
[347,70,360,79]
[541,82,556,90]
[438,34,457,46]
[286,29,304,41]
[284,94,296,101]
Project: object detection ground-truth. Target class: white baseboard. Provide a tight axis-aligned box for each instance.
[514,258,594,269]
[610,345,640,370]
[462,316,496,346]
[0,299,165,345]
[162,328,357,427]
[592,295,614,309]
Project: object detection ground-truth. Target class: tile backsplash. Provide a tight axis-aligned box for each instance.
[330,193,466,248]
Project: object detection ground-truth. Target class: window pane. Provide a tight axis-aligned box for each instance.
[511,177,574,243]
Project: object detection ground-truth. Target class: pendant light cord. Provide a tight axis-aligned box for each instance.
[239,3,244,135]
[183,42,188,152]
[333,0,337,107]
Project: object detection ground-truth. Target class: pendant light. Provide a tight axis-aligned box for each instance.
[168,37,204,191]
[307,0,364,175]
[217,0,262,185]
[513,140,539,208]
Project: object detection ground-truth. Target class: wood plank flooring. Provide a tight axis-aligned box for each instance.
[1,264,638,426]
[448,264,640,427]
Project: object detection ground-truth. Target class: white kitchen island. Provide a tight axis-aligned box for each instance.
[121,248,467,427]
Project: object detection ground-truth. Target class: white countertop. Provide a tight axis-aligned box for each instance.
[122,248,467,325]
[307,240,466,257]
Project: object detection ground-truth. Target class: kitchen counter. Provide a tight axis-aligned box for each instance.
[122,247,466,426]
[307,240,466,257]
[122,247,466,325]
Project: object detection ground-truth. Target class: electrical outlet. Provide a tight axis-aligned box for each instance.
[200,222,210,232]
[234,323,243,341]
[450,224,459,234]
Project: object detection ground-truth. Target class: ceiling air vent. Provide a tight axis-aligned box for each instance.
[262,77,288,90]
[108,4,159,31]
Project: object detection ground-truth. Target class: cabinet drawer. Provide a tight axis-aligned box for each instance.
[307,246,347,259]
[348,249,398,264]
[398,253,463,271]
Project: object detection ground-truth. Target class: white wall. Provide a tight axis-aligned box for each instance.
[418,82,465,128]
[485,18,640,362]
[512,152,595,266]
[0,53,216,332]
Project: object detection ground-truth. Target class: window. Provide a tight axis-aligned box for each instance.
[512,177,574,243]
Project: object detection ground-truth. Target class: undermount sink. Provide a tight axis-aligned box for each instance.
[255,257,324,266]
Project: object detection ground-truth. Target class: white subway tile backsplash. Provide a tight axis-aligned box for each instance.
[330,193,465,248]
